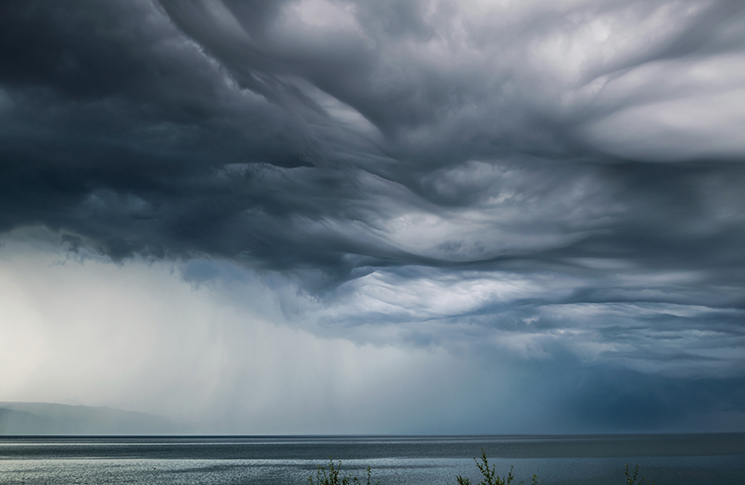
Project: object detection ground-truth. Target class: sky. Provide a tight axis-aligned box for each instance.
[1,0,745,434]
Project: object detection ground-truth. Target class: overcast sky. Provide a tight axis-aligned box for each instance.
[1,0,745,434]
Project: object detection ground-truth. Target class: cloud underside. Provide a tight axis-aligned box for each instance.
[1,0,745,386]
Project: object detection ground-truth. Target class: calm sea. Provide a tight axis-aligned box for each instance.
[1,434,743,484]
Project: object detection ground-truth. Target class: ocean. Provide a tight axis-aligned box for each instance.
[1,434,744,484]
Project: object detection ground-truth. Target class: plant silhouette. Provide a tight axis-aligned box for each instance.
[308,459,379,485]
[456,449,538,485]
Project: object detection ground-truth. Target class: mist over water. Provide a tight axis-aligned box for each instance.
[1,435,744,485]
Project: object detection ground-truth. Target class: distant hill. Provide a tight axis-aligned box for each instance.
[0,402,191,435]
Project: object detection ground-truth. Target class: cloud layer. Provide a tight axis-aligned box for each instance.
[1,0,745,432]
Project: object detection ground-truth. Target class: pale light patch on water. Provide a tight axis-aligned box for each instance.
[2,459,307,485]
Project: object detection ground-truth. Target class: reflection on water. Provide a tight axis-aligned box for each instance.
[0,435,743,485]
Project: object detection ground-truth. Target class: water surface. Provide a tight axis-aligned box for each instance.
[1,434,743,484]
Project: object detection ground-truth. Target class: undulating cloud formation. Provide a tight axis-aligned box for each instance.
[1,0,745,433]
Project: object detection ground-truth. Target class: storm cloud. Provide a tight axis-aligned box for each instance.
[1,0,745,432]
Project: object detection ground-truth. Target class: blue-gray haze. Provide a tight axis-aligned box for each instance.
[0,0,744,434]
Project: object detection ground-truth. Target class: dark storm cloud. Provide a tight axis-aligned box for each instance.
[2,0,745,413]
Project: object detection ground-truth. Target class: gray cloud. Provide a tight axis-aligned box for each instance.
[2,0,745,432]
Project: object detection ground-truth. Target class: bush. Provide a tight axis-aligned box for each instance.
[456,450,538,485]
[625,463,655,485]
[308,459,380,485]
